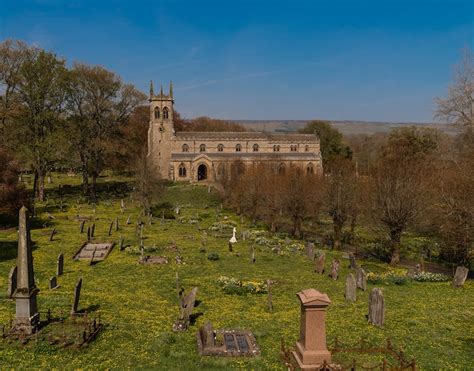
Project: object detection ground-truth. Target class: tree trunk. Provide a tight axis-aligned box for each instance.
[293,218,301,239]
[333,220,343,250]
[33,170,38,200]
[90,173,98,201]
[36,168,45,201]
[270,221,276,233]
[389,228,402,265]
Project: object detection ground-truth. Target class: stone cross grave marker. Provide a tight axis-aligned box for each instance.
[173,287,198,331]
[329,259,340,280]
[356,267,367,291]
[345,273,357,302]
[453,266,469,288]
[314,251,325,274]
[71,278,83,315]
[49,276,59,290]
[57,253,64,276]
[7,266,17,299]
[368,288,384,327]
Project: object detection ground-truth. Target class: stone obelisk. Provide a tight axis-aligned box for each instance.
[12,206,40,334]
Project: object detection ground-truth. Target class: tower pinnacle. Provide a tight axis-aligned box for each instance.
[149,80,154,98]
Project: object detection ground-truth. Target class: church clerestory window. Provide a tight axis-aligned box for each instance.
[273,145,280,152]
[305,145,309,152]
[218,144,224,152]
[199,144,206,152]
[253,144,259,152]
[163,107,169,119]
[290,145,297,152]
[182,144,189,152]
[154,107,160,119]
[235,144,242,152]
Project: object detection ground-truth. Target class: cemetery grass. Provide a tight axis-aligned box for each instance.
[0,174,473,369]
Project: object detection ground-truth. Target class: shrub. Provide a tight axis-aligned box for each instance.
[207,252,219,261]
[217,276,267,295]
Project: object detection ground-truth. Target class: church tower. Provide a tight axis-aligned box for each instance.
[147,81,175,179]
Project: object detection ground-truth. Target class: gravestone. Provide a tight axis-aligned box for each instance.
[7,266,17,299]
[120,199,125,213]
[89,247,97,265]
[355,267,367,291]
[348,252,357,269]
[115,217,119,231]
[173,287,198,331]
[345,273,357,302]
[80,220,85,233]
[49,228,56,242]
[420,256,425,272]
[126,215,131,225]
[119,236,125,251]
[108,222,114,236]
[91,223,95,238]
[368,288,384,328]
[250,245,256,263]
[71,278,82,315]
[86,226,91,241]
[314,251,325,274]
[453,266,469,288]
[12,206,40,334]
[74,242,114,262]
[49,276,59,290]
[329,259,340,280]
[306,242,315,261]
[57,253,64,276]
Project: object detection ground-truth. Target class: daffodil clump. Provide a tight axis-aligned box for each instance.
[413,271,450,282]
[366,269,409,285]
[217,276,267,295]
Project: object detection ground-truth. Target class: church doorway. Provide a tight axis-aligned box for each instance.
[197,164,208,181]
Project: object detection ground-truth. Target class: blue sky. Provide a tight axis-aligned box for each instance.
[1,0,473,122]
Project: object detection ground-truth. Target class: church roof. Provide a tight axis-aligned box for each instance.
[174,131,319,142]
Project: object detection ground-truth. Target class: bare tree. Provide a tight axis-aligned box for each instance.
[134,147,163,215]
[435,48,474,129]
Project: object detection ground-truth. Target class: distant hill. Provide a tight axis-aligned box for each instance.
[230,120,458,136]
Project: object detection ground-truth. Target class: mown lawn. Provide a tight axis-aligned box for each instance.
[0,174,472,369]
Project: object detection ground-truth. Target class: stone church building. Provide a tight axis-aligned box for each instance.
[147,82,323,182]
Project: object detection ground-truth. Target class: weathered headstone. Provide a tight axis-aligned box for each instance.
[173,287,198,331]
[80,220,85,233]
[57,253,64,276]
[329,259,340,280]
[345,274,357,302]
[89,247,97,266]
[126,214,131,225]
[91,223,95,238]
[314,251,325,274]
[119,236,125,251]
[86,226,91,241]
[49,276,59,290]
[250,245,256,263]
[348,252,357,269]
[453,266,469,288]
[420,256,425,272]
[368,288,384,327]
[7,266,17,299]
[120,199,125,213]
[201,321,215,347]
[306,242,315,261]
[108,221,114,236]
[71,278,82,315]
[12,206,40,334]
[355,267,367,291]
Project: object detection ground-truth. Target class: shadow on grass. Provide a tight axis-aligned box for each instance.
[79,304,101,314]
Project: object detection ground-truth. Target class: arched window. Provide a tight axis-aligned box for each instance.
[154,107,160,119]
[307,163,314,174]
[305,145,309,152]
[182,144,189,152]
[278,163,286,175]
[253,144,259,152]
[273,145,280,152]
[199,144,206,152]
[217,144,224,152]
[290,145,297,152]
[235,144,242,152]
[178,163,187,177]
[163,107,169,119]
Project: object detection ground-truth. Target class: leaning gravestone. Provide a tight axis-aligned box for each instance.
[79,220,85,233]
[57,253,64,276]
[71,278,83,315]
[108,222,114,236]
[453,266,469,288]
[305,242,315,261]
[355,267,367,291]
[49,276,59,290]
[345,273,357,302]
[314,251,325,274]
[126,215,131,225]
[368,288,384,328]
[91,223,95,238]
[348,252,357,269]
[329,259,340,280]
[173,287,198,331]
[7,266,17,299]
